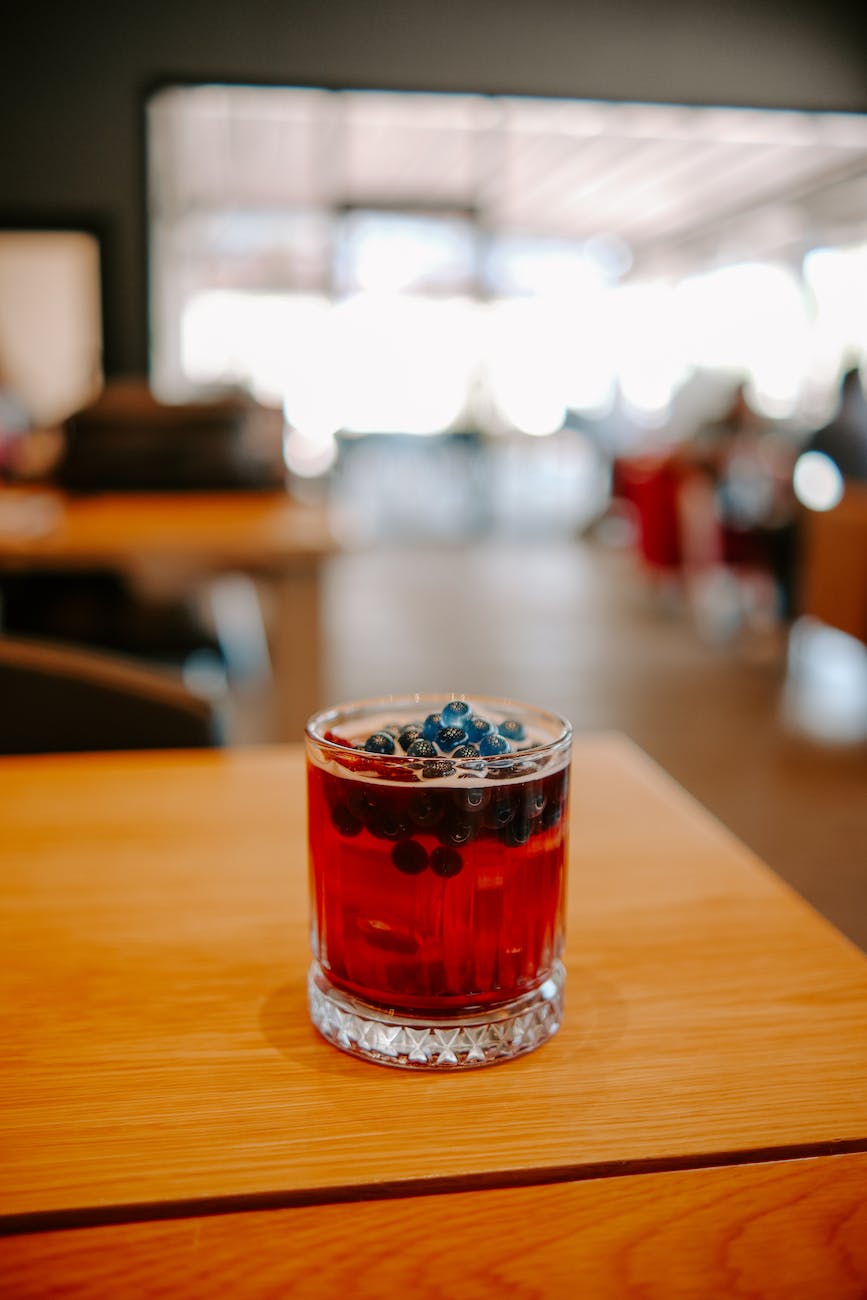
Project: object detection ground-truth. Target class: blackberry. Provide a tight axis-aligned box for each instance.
[422,759,455,780]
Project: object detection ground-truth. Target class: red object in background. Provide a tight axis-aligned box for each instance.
[613,456,682,569]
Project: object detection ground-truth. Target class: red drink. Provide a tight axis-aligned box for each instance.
[305,695,572,1069]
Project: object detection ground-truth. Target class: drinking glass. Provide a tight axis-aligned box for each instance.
[305,694,572,1069]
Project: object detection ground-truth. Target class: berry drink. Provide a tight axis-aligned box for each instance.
[305,695,572,1069]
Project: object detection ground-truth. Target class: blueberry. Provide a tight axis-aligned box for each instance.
[347,785,377,817]
[330,804,363,837]
[364,732,395,755]
[422,759,454,779]
[501,815,532,847]
[365,806,410,840]
[391,839,428,875]
[437,814,478,847]
[540,800,563,830]
[498,719,525,743]
[479,733,510,757]
[466,715,495,742]
[408,791,444,827]
[422,713,443,741]
[528,785,547,817]
[441,700,472,728]
[431,846,463,878]
[436,726,468,753]
[398,725,424,752]
[406,738,437,758]
[452,786,489,812]
[483,793,516,829]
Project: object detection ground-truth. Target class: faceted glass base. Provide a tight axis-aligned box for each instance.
[308,960,565,1070]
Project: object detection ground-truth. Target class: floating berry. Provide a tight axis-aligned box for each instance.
[408,791,444,827]
[382,722,402,737]
[437,814,477,847]
[364,804,410,840]
[501,815,532,847]
[479,733,510,757]
[452,744,480,759]
[398,725,424,752]
[431,846,463,878]
[540,800,563,830]
[436,726,468,753]
[528,786,547,817]
[441,700,472,728]
[483,793,516,829]
[466,715,494,742]
[391,839,428,875]
[330,804,363,837]
[422,758,454,779]
[498,718,525,743]
[422,713,443,741]
[452,786,489,812]
[406,738,437,758]
[364,732,395,754]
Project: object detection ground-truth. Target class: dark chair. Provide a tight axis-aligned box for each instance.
[0,635,220,755]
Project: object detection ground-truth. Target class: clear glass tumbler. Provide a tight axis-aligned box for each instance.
[305,694,572,1069]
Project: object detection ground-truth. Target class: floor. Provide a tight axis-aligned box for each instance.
[312,534,867,954]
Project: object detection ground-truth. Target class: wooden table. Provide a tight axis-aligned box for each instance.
[2,736,867,1296]
[0,487,336,741]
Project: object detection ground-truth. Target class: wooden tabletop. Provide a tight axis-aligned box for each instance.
[2,735,866,1236]
[0,487,335,571]
[4,1152,866,1298]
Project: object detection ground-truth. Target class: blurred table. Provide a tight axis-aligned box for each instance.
[0,487,336,740]
[1,735,867,1295]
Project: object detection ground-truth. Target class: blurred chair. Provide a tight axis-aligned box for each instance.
[0,634,219,755]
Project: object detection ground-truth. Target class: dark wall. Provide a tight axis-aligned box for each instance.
[3,0,866,376]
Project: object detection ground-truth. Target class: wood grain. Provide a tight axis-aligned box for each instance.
[3,1152,867,1298]
[2,737,867,1223]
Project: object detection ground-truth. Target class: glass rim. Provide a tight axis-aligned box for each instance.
[305,692,573,771]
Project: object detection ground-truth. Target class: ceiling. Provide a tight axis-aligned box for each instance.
[149,86,867,279]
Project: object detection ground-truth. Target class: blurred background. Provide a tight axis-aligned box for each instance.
[1,0,866,946]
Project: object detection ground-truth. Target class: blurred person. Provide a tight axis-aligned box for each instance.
[801,365,867,483]
[670,380,798,634]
